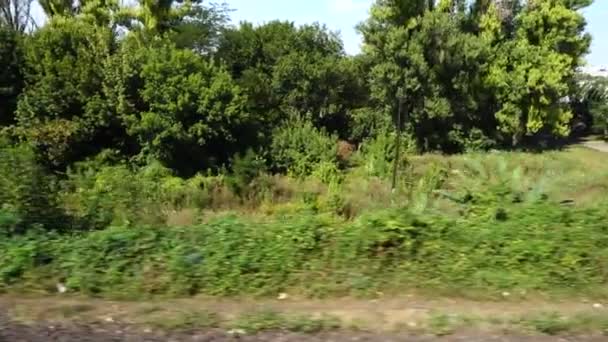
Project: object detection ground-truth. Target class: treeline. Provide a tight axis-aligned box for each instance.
[0,0,598,176]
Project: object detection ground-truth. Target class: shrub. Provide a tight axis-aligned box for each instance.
[311,161,343,185]
[61,159,210,229]
[355,131,415,179]
[226,149,267,198]
[347,107,391,143]
[61,163,158,229]
[4,199,608,298]
[270,119,338,178]
[0,144,65,234]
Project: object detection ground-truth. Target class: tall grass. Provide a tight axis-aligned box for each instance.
[3,197,608,298]
[3,145,608,299]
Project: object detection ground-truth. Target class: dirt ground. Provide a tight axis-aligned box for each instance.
[1,318,606,342]
[1,296,608,341]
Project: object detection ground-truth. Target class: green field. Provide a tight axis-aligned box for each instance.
[2,145,608,301]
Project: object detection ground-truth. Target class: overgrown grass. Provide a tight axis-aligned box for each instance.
[2,146,608,300]
[50,146,608,228]
[411,147,608,207]
[3,196,608,299]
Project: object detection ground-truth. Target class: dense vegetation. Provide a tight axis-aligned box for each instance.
[1,0,603,172]
[1,0,608,299]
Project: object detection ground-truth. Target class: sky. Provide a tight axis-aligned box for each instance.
[225,0,608,66]
[28,0,607,66]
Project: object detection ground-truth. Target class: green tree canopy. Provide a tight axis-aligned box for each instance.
[217,21,367,139]
[106,38,250,175]
[0,26,23,127]
[14,17,117,168]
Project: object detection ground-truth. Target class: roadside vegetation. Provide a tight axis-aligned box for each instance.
[1,0,608,320]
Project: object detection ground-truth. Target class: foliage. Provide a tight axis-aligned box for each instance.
[0,26,23,127]
[226,149,267,198]
[355,130,414,178]
[216,21,367,138]
[0,0,596,180]
[38,0,76,17]
[14,17,117,168]
[484,0,591,145]
[573,74,608,136]
[60,159,210,229]
[107,38,250,175]
[347,107,391,143]
[360,0,591,150]
[4,196,608,298]
[119,0,193,33]
[169,1,231,53]
[270,119,338,178]
[0,144,65,234]
[360,3,494,152]
[0,0,604,307]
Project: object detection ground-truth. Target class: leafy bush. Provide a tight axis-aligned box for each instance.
[108,38,252,175]
[4,198,608,298]
[355,131,415,179]
[15,17,117,168]
[226,149,267,198]
[0,144,65,234]
[434,156,549,219]
[61,160,210,229]
[270,119,338,178]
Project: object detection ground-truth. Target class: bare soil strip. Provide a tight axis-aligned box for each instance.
[2,296,608,341]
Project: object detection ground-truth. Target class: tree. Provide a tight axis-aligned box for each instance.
[360,0,592,150]
[105,38,250,175]
[39,0,76,17]
[216,21,367,140]
[14,17,117,168]
[0,0,33,32]
[38,0,120,27]
[0,26,23,127]
[483,0,591,144]
[170,1,231,53]
[360,0,493,151]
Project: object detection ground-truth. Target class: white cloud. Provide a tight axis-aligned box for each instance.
[328,0,369,13]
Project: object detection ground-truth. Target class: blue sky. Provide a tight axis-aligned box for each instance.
[28,0,606,65]
[226,0,608,66]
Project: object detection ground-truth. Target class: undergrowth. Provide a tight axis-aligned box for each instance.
[2,145,608,299]
[2,198,608,299]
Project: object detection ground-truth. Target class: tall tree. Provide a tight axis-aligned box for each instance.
[360,0,493,151]
[484,0,592,144]
[39,0,75,17]
[0,0,33,32]
[216,21,366,139]
[0,26,23,126]
[14,17,117,168]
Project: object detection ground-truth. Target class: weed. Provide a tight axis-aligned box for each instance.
[141,310,221,330]
[515,311,608,335]
[426,313,473,336]
[233,310,341,333]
